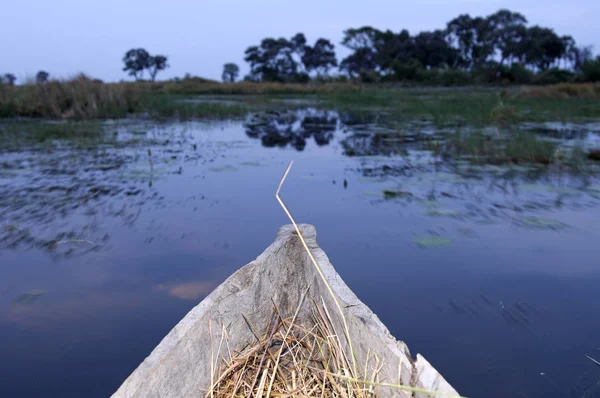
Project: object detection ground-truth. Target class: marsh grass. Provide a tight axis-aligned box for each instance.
[320,87,600,124]
[143,95,249,119]
[0,74,141,119]
[439,130,558,165]
[157,81,359,95]
[519,83,600,99]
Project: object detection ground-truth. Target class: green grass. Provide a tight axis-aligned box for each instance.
[318,87,600,124]
[2,78,600,124]
[437,130,558,165]
[143,95,249,119]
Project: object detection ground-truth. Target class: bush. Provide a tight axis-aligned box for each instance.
[583,56,600,82]
[472,62,504,84]
[359,71,381,83]
[391,59,421,81]
[504,63,534,84]
[438,69,472,86]
[532,68,574,85]
[415,68,441,84]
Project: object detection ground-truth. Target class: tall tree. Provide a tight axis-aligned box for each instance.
[340,48,377,77]
[244,37,301,82]
[302,38,337,74]
[569,45,594,72]
[486,9,528,65]
[122,48,151,80]
[147,55,169,81]
[341,26,381,51]
[445,14,494,68]
[36,71,49,83]
[222,63,240,82]
[3,73,16,85]
[413,30,459,68]
[520,26,566,70]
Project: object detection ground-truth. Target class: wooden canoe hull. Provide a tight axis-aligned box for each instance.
[113,224,458,398]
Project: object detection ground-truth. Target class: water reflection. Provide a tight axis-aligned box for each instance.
[244,110,338,150]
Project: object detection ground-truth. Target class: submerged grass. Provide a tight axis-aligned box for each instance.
[437,130,559,166]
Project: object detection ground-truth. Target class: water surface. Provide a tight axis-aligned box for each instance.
[1,110,600,397]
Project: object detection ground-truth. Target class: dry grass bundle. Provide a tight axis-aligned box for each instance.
[207,298,383,398]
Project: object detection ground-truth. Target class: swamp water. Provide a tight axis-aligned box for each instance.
[1,109,600,397]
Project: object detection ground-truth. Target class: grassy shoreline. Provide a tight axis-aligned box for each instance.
[1,76,599,123]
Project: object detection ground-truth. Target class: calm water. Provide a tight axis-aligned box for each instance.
[1,109,600,397]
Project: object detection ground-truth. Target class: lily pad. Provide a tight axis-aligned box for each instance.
[414,236,453,248]
[14,290,47,305]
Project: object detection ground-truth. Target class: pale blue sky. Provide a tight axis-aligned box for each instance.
[1,0,598,82]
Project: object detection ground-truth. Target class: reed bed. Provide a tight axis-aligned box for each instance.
[208,299,382,398]
[518,83,600,99]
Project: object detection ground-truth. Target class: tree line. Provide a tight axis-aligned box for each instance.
[2,9,598,86]
[232,8,600,84]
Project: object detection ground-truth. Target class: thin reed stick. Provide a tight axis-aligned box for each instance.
[275,160,358,377]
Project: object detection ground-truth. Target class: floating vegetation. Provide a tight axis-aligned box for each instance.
[414,236,453,248]
[519,184,580,195]
[208,165,239,172]
[14,290,47,305]
[239,161,263,167]
[418,200,441,208]
[426,209,461,218]
[382,189,413,199]
[520,217,567,230]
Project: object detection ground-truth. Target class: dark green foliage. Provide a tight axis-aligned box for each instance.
[241,8,597,84]
[302,39,337,74]
[532,68,574,85]
[222,63,240,82]
[148,55,169,82]
[504,63,534,84]
[2,73,17,85]
[36,71,49,83]
[123,49,168,81]
[583,57,600,82]
[245,34,338,82]
[123,49,150,81]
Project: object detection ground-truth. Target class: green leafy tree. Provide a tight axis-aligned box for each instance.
[301,38,337,74]
[122,48,151,80]
[222,63,240,82]
[486,9,528,65]
[520,26,566,70]
[148,55,169,81]
[244,36,302,82]
[36,70,49,83]
[3,73,16,85]
[445,14,494,68]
